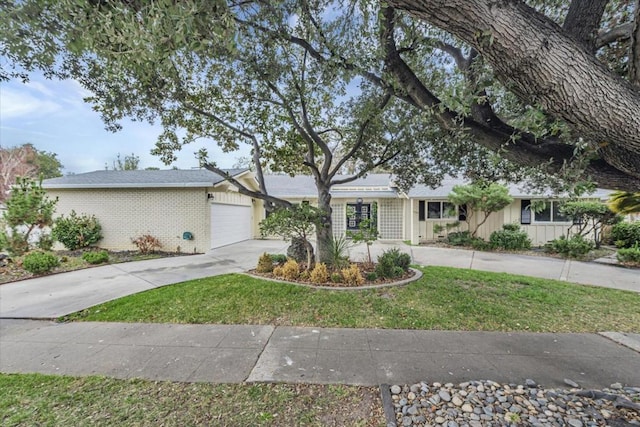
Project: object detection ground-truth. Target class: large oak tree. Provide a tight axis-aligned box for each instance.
[1,0,638,197]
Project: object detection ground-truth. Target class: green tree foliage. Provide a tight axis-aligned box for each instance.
[1,1,639,191]
[448,183,513,237]
[608,192,640,214]
[560,201,620,248]
[110,153,140,171]
[260,204,324,270]
[0,177,57,255]
[52,210,103,250]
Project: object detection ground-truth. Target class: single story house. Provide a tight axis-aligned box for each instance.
[43,169,613,252]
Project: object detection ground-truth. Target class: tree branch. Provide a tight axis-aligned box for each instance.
[563,0,608,52]
[596,22,634,48]
[202,163,292,209]
[630,0,640,86]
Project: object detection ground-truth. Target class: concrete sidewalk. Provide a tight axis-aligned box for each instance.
[1,320,639,388]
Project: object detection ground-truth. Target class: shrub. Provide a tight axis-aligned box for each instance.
[366,272,378,281]
[610,222,640,248]
[392,266,405,278]
[22,251,59,274]
[131,234,162,254]
[256,253,274,273]
[281,259,300,281]
[269,254,288,264]
[447,231,472,246]
[36,234,54,251]
[82,250,109,265]
[272,265,284,278]
[470,238,490,251]
[376,248,411,278]
[546,235,594,258]
[309,262,329,284]
[617,245,640,264]
[341,264,365,286]
[328,234,351,269]
[489,224,531,250]
[52,211,103,250]
[330,273,343,283]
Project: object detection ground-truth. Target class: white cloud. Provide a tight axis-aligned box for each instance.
[0,87,61,119]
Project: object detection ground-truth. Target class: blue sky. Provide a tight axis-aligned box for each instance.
[0,73,248,174]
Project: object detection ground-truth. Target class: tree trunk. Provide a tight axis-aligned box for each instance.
[388,0,640,179]
[316,184,334,264]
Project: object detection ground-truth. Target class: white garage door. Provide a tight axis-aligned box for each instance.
[211,203,252,249]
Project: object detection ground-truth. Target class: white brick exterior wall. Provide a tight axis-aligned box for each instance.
[48,188,211,253]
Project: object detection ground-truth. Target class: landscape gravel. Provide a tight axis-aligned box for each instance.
[387,379,640,426]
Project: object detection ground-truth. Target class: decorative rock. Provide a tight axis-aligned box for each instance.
[407,392,416,401]
[439,390,452,402]
[610,382,623,390]
[435,416,445,423]
[568,419,583,427]
[525,379,537,388]
[452,395,463,407]
[391,385,402,394]
[461,403,474,413]
[564,379,580,388]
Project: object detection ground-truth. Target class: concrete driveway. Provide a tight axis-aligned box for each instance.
[1,239,638,320]
[0,240,288,319]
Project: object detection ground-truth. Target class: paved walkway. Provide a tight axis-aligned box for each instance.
[2,320,639,388]
[1,240,638,388]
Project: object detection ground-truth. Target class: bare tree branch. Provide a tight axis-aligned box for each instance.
[596,22,634,48]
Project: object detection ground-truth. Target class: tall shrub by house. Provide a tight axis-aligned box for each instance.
[52,210,103,250]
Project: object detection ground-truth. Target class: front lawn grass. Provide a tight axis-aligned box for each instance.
[0,373,382,427]
[63,266,640,333]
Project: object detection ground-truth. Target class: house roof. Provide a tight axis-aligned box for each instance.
[42,169,249,189]
[263,174,400,199]
[409,176,614,200]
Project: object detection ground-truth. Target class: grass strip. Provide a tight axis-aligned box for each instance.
[62,266,640,333]
[0,373,383,427]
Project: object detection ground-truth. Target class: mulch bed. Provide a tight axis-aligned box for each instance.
[249,262,416,288]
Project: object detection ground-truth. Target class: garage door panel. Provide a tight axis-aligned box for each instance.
[211,204,252,249]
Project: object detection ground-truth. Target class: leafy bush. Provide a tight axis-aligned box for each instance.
[52,211,102,250]
[269,254,288,264]
[617,245,640,264]
[470,238,490,251]
[489,224,531,250]
[82,250,109,265]
[22,251,59,274]
[392,266,405,278]
[272,265,284,278]
[36,234,54,251]
[365,272,378,281]
[447,231,472,246]
[131,234,162,254]
[610,222,640,248]
[256,253,274,273]
[281,259,300,281]
[376,248,411,279]
[545,235,594,258]
[330,273,342,283]
[309,262,329,284]
[341,264,365,286]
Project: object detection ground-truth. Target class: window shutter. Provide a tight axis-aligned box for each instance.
[521,200,531,224]
[418,201,425,221]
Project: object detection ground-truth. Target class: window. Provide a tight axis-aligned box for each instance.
[425,201,456,219]
[534,201,569,223]
[418,201,425,221]
[521,200,531,224]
